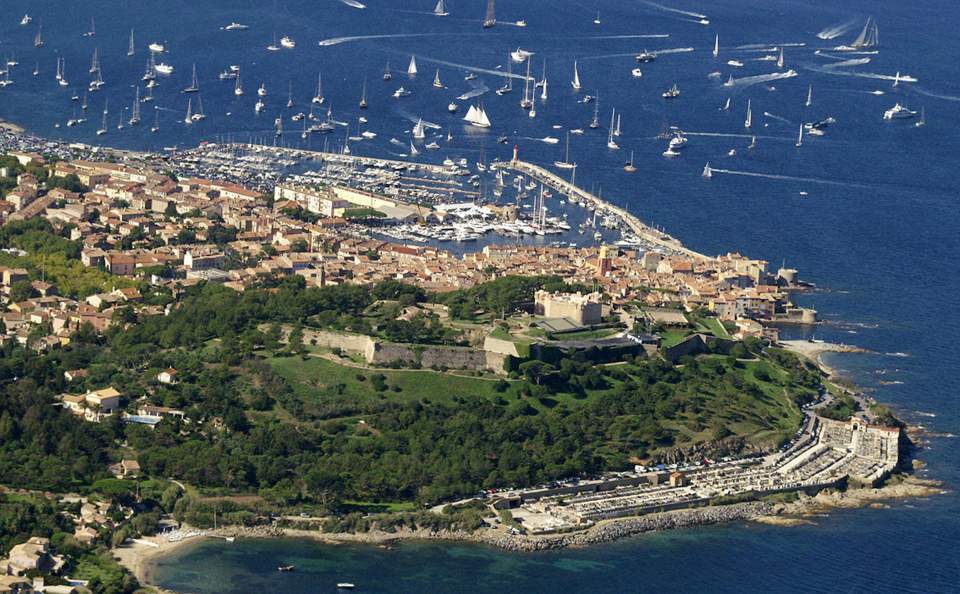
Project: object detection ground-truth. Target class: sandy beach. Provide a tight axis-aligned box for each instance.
[779,339,868,376]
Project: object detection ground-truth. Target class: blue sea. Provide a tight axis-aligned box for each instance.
[3,0,959,591]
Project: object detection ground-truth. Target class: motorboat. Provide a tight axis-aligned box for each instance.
[883,103,916,120]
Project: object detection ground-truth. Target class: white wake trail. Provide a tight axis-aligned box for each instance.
[320,33,451,46]
[817,19,859,40]
[708,167,875,189]
[723,70,798,88]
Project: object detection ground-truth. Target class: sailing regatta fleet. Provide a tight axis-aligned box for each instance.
[0,7,926,206]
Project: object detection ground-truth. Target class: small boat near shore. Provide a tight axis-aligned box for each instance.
[278,564,295,572]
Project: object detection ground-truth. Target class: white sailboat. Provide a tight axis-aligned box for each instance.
[127,29,135,57]
[258,82,267,97]
[520,60,533,108]
[409,140,419,156]
[129,86,141,125]
[184,98,194,124]
[234,73,244,96]
[383,61,392,81]
[34,26,43,48]
[433,0,449,16]
[892,71,900,87]
[624,151,637,173]
[359,79,368,108]
[96,100,107,135]
[555,132,576,169]
[192,95,206,121]
[150,109,159,133]
[482,0,496,28]
[58,59,69,87]
[413,118,425,139]
[184,64,199,93]
[571,60,581,90]
[594,9,601,25]
[744,99,752,128]
[795,124,803,147]
[702,162,713,179]
[407,55,418,76]
[83,17,96,38]
[89,48,99,74]
[539,61,548,101]
[497,54,513,95]
[805,85,812,107]
[529,87,537,118]
[287,82,294,108]
[433,67,443,88]
[312,72,324,104]
[589,92,600,128]
[614,114,621,137]
[463,104,491,128]
[723,97,731,111]
[606,109,619,149]
[777,47,785,69]
[713,34,719,58]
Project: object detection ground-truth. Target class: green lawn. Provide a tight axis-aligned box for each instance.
[549,327,620,341]
[696,317,731,339]
[266,354,514,407]
[661,330,691,348]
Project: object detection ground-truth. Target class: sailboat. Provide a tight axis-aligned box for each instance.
[744,99,752,128]
[258,83,267,97]
[34,26,43,48]
[129,86,141,125]
[713,34,719,58]
[83,17,96,38]
[606,109,619,149]
[723,97,731,111]
[805,85,812,107]
[594,9,601,25]
[409,139,420,156]
[433,67,443,88]
[748,135,757,149]
[892,71,900,88]
[96,101,107,135]
[540,62,548,101]
[184,98,194,124]
[89,48,99,74]
[82,93,88,111]
[287,82,294,108]
[127,29,135,57]
[795,124,803,147]
[143,84,154,103]
[520,60,533,108]
[463,103,491,128]
[589,93,600,128]
[529,87,537,118]
[58,59,69,87]
[434,0,449,16]
[150,109,159,133]
[702,162,713,179]
[234,73,244,96]
[624,151,637,173]
[359,79,368,108]
[482,0,496,28]
[407,56,418,76]
[845,16,879,50]
[312,72,324,104]
[383,61,392,81]
[33,62,39,77]
[915,107,926,128]
[571,60,581,90]
[192,95,206,121]
[413,118,425,139]
[89,67,104,92]
[777,47,785,69]
[184,64,199,93]
[497,54,513,95]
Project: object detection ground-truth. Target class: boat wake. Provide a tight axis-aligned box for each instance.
[707,166,876,189]
[822,57,872,69]
[817,18,860,40]
[584,34,671,40]
[736,43,806,50]
[420,56,524,80]
[337,0,367,8]
[723,70,798,88]
[639,1,709,24]
[913,87,960,102]
[684,131,790,141]
[456,85,490,100]
[581,47,693,61]
[762,111,792,124]
[805,65,917,84]
[320,33,450,46]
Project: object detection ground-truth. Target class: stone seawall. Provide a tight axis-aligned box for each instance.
[479,501,775,551]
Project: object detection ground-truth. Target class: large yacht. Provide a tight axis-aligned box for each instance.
[883,103,916,120]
